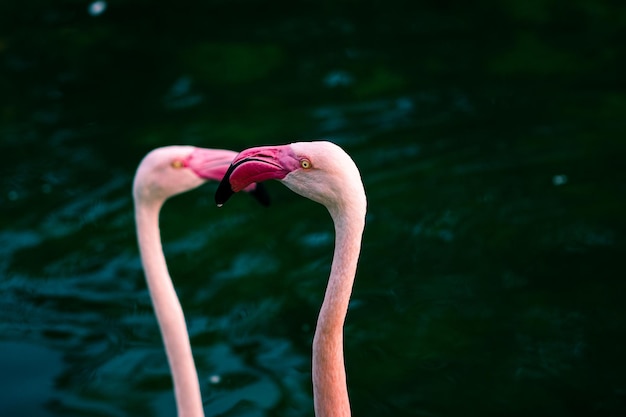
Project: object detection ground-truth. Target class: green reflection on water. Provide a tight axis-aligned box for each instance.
[1,0,625,416]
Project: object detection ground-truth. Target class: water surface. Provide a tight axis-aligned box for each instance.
[1,1,625,416]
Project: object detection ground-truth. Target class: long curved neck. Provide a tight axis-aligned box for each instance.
[312,206,365,417]
[135,201,204,417]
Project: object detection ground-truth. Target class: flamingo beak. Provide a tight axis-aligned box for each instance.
[215,144,298,206]
[186,147,271,207]
[185,148,236,182]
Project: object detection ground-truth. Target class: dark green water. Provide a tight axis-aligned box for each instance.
[1,1,625,416]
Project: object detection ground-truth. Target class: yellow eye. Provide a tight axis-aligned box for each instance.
[300,159,311,169]
[171,160,184,169]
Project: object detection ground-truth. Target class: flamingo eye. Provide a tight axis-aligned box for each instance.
[300,159,312,169]
[171,160,184,169]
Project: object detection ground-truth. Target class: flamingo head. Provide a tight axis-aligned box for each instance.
[215,141,365,216]
[133,146,269,205]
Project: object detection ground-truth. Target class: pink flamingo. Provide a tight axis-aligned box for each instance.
[215,141,366,417]
[133,146,268,417]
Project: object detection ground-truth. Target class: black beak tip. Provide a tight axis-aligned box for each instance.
[214,159,270,207]
[215,179,234,207]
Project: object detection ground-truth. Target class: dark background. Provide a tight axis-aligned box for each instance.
[1,1,625,416]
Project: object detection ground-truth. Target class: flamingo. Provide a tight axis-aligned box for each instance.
[132,146,268,417]
[215,141,366,417]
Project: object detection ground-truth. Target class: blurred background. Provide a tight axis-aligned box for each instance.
[1,0,625,416]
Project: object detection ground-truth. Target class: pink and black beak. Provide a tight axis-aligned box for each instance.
[215,144,299,206]
[186,147,271,207]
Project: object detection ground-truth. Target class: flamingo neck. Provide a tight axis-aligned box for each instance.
[312,206,365,417]
[135,201,205,417]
